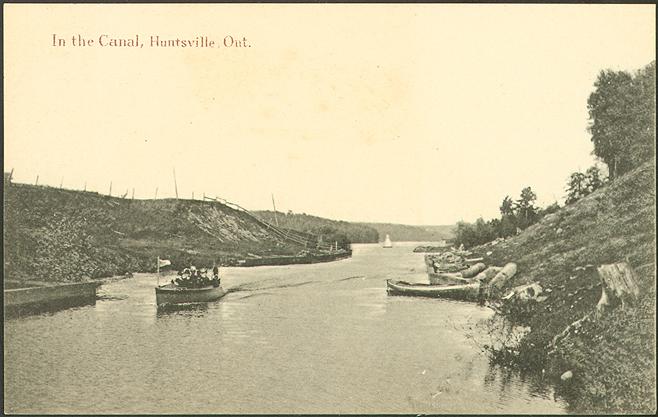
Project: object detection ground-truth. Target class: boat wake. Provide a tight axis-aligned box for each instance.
[96,294,128,302]
[226,280,321,294]
[234,292,276,300]
[335,275,366,282]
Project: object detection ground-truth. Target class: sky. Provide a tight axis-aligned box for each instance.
[4,4,656,225]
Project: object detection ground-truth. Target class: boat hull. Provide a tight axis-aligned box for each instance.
[386,279,480,302]
[427,272,471,286]
[4,281,100,316]
[4,281,100,308]
[155,284,227,306]
[237,250,352,267]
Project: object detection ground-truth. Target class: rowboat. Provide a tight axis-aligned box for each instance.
[386,279,480,302]
[155,283,227,307]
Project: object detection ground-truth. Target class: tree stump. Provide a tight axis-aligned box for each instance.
[596,262,640,317]
[549,262,641,354]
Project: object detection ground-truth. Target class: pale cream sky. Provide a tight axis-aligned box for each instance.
[4,4,655,225]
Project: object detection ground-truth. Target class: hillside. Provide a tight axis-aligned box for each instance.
[255,210,379,243]
[253,211,456,243]
[359,222,455,242]
[3,183,317,283]
[473,161,655,413]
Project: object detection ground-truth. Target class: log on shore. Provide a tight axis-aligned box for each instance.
[489,263,518,290]
[460,262,487,278]
[474,266,502,283]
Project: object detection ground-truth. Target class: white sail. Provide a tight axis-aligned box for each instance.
[383,234,393,248]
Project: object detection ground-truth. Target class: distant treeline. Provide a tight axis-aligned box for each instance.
[254,211,456,244]
[255,210,379,244]
[357,222,455,242]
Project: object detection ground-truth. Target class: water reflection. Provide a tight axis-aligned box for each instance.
[156,302,209,318]
[484,364,557,401]
[5,297,96,320]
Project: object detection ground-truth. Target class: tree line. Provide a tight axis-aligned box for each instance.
[254,210,379,245]
[454,186,560,248]
[454,60,655,249]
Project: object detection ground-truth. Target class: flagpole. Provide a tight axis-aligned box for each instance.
[157,256,160,287]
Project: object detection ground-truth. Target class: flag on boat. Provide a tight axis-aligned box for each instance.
[158,258,172,268]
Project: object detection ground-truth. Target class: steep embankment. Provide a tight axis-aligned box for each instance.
[359,222,455,242]
[255,210,379,243]
[4,183,313,283]
[475,162,655,413]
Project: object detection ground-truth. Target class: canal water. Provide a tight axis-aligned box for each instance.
[4,242,566,413]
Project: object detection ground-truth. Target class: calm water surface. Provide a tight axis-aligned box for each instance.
[4,243,566,413]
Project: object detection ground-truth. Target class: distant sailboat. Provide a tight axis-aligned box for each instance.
[383,234,393,248]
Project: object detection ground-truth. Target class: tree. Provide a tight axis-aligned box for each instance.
[627,61,656,168]
[587,61,656,180]
[565,171,588,204]
[585,166,606,194]
[515,187,538,228]
[500,196,515,217]
[499,214,517,238]
[587,69,634,180]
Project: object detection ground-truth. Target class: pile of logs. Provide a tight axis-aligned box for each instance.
[424,250,519,292]
[413,245,451,253]
[425,250,474,273]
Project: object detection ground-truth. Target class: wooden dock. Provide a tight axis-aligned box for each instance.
[4,281,101,316]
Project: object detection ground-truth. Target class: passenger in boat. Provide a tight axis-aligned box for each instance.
[212,265,220,287]
[185,266,196,286]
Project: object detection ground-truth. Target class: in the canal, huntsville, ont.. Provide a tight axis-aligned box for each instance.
[3,3,656,414]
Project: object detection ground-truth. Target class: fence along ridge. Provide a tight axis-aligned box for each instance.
[205,196,334,250]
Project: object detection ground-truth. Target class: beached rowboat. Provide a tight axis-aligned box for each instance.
[155,283,227,306]
[386,279,480,302]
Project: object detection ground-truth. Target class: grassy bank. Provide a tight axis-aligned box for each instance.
[475,161,655,413]
[4,183,314,283]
